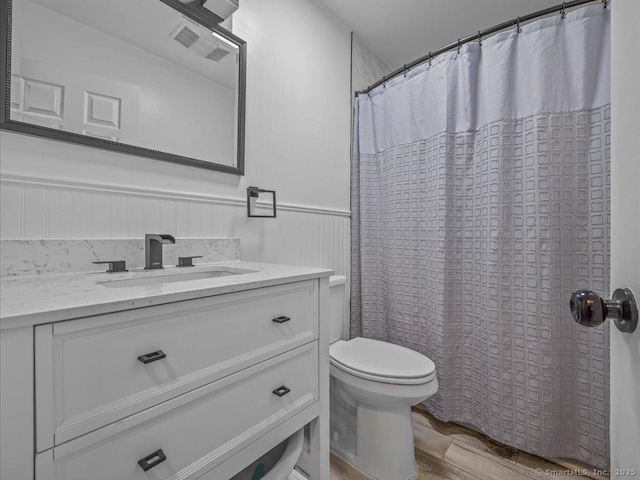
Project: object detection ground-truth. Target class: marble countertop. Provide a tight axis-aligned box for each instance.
[0,261,333,330]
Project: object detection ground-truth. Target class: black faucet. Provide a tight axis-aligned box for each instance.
[145,234,176,269]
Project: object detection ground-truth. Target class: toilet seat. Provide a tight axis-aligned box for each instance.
[330,338,436,385]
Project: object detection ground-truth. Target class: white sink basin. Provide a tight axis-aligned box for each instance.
[98,267,255,288]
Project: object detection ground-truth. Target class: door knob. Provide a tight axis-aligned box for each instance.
[569,287,638,333]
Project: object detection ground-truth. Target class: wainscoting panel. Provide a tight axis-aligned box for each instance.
[0,174,351,281]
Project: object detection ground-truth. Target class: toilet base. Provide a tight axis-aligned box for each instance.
[353,404,417,480]
[330,381,420,480]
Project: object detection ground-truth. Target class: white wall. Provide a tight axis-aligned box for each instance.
[0,0,352,278]
[351,34,391,95]
[610,0,640,474]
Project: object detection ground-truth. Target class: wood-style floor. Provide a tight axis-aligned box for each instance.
[327,405,609,480]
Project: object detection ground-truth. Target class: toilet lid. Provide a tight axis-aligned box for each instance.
[330,337,435,380]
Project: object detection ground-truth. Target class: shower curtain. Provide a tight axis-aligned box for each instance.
[351,5,610,467]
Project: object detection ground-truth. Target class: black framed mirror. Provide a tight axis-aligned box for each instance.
[0,0,246,175]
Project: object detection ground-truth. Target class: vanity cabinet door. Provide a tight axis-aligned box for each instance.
[35,342,318,480]
[35,280,318,450]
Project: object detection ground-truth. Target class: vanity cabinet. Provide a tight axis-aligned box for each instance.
[0,275,330,480]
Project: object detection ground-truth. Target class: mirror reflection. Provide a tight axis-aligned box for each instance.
[8,0,243,170]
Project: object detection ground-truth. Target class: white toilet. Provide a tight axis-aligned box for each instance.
[328,275,438,480]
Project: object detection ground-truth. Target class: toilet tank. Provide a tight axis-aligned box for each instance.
[329,275,347,344]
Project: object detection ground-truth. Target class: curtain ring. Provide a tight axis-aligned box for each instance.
[366,90,371,98]
[602,0,608,8]
[457,39,462,54]
[478,31,482,46]
[403,65,408,78]
[516,17,521,33]
[428,52,432,66]
[561,2,566,19]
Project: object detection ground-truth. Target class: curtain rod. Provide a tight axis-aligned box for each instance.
[356,0,607,96]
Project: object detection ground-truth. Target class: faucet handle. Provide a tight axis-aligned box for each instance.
[93,260,127,273]
[177,256,203,267]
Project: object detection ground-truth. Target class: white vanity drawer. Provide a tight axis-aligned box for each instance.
[36,342,318,480]
[35,280,318,449]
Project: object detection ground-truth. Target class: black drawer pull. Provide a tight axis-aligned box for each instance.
[272,316,291,324]
[137,350,166,364]
[273,385,291,397]
[137,448,166,472]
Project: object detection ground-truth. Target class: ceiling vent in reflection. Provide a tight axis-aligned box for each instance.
[174,25,200,48]
[170,20,231,62]
[206,47,230,61]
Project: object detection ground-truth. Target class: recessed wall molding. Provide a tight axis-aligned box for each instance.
[0,173,351,218]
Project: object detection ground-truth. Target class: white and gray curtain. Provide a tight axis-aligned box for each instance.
[351,5,610,467]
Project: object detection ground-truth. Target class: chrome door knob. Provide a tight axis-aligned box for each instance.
[569,287,638,333]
